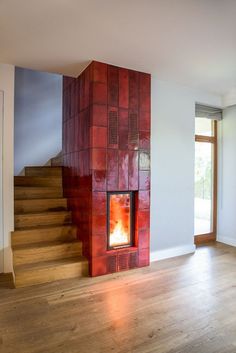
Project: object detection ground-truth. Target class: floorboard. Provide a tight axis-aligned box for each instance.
[0,242,236,353]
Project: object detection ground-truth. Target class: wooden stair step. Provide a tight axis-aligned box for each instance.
[13,240,82,266]
[12,224,77,246]
[15,211,72,229]
[25,166,62,177]
[14,198,68,214]
[15,186,63,200]
[14,176,62,187]
[14,256,88,287]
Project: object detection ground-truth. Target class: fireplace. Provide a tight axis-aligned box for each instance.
[62,61,150,276]
[107,192,134,250]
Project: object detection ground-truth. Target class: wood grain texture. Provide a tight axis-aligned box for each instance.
[1,242,236,353]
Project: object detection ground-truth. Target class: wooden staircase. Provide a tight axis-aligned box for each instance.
[12,166,88,287]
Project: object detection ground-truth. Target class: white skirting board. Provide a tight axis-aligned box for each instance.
[217,236,236,247]
[150,244,196,262]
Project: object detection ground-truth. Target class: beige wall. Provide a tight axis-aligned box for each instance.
[0,63,14,273]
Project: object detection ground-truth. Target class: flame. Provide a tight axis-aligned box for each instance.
[110,219,129,247]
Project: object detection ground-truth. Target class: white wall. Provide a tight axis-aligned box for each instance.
[150,78,222,260]
[217,106,236,246]
[14,68,62,175]
[0,63,15,273]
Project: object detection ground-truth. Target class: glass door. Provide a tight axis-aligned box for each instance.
[194,118,217,243]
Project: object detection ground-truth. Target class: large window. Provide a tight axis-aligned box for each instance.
[194,117,217,243]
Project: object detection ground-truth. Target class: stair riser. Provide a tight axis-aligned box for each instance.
[25,167,62,177]
[15,213,72,229]
[12,226,77,246]
[14,199,68,214]
[15,187,63,200]
[13,243,82,266]
[14,176,62,187]
[15,261,88,287]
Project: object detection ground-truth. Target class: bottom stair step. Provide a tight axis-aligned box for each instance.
[14,257,88,287]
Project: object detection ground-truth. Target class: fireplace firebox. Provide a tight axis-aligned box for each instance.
[107,192,134,250]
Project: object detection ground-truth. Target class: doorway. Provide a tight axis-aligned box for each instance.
[0,91,3,272]
[194,117,217,244]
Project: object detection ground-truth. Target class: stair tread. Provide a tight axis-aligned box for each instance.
[13,240,81,251]
[15,210,71,217]
[13,224,76,233]
[15,256,87,272]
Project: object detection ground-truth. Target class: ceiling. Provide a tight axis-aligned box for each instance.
[1,0,236,96]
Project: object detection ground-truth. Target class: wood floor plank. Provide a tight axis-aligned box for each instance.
[0,242,236,353]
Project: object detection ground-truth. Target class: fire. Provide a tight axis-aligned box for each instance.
[109,219,129,247]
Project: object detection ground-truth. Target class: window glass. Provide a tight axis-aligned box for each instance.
[195,118,213,136]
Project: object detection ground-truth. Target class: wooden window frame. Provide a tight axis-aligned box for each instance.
[194,120,217,245]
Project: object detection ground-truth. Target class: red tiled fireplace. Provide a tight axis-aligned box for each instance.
[62,61,150,276]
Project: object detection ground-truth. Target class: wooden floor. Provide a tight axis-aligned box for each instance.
[0,242,236,353]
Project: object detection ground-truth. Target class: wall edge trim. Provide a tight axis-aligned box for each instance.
[150,244,196,262]
[217,235,236,247]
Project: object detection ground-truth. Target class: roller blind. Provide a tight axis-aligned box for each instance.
[195,104,222,121]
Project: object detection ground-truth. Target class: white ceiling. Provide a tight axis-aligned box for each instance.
[1,0,236,96]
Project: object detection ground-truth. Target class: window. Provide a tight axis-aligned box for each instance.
[194,117,217,244]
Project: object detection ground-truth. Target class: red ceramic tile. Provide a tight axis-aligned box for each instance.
[138,190,150,210]
[92,214,106,235]
[139,111,150,131]
[91,149,106,170]
[119,68,129,108]
[137,210,150,229]
[119,108,129,129]
[92,192,106,214]
[84,66,90,109]
[139,131,150,150]
[118,151,129,190]
[92,82,107,105]
[91,104,107,127]
[139,72,151,113]
[107,149,118,191]
[108,65,119,107]
[92,170,106,191]
[90,256,107,276]
[139,151,150,171]
[129,70,139,110]
[92,61,107,83]
[119,128,128,150]
[139,171,150,190]
[91,235,107,257]
[129,151,138,190]
[90,126,107,148]
[138,248,150,267]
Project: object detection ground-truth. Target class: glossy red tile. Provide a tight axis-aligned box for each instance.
[107,149,118,191]
[90,126,107,148]
[91,256,107,277]
[92,61,107,83]
[129,70,139,110]
[91,149,106,170]
[138,190,150,209]
[108,65,119,107]
[118,151,129,190]
[92,192,106,214]
[119,108,129,129]
[91,104,107,127]
[92,170,106,191]
[139,131,150,150]
[119,68,129,108]
[129,151,138,190]
[92,82,107,105]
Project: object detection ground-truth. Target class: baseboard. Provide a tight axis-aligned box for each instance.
[150,244,196,262]
[217,235,236,247]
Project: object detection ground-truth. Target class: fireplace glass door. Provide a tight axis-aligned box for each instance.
[108,192,133,250]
